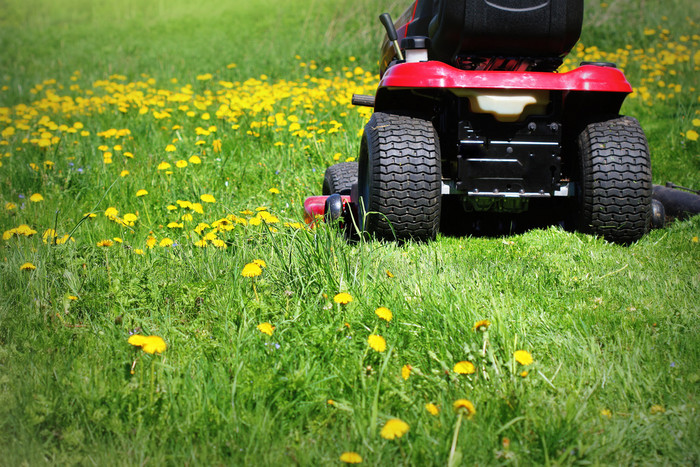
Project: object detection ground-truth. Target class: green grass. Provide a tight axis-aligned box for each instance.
[1,0,699,464]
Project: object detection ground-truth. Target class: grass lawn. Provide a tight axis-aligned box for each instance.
[1,0,699,464]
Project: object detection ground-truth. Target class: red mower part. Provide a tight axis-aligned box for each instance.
[378,62,632,93]
[303,195,352,225]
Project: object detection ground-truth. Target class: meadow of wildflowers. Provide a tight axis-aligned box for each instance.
[1,0,699,464]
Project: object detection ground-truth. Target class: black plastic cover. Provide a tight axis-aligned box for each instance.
[401,36,431,49]
[428,0,583,64]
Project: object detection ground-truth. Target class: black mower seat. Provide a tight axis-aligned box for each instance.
[406,0,583,69]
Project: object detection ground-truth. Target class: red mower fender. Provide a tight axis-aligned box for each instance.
[377,62,632,93]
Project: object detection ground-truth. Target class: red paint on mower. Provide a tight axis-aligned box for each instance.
[378,62,632,93]
[303,195,352,225]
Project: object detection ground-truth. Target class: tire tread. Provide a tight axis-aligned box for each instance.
[578,116,652,243]
[361,112,441,241]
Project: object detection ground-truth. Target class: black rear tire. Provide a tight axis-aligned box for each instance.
[358,112,442,241]
[322,162,358,195]
[577,116,652,243]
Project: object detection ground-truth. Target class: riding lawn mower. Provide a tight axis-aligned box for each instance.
[304,0,700,242]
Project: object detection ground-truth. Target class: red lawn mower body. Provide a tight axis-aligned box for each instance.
[309,0,654,243]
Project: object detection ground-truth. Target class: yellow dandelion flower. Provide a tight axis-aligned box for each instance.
[687,130,699,141]
[159,238,173,247]
[97,239,113,247]
[16,225,37,236]
[5,202,17,210]
[333,292,353,304]
[453,399,476,418]
[20,262,36,271]
[252,259,267,268]
[165,144,176,152]
[600,409,612,418]
[520,370,529,378]
[42,229,56,242]
[327,399,336,406]
[157,161,171,170]
[368,334,386,352]
[472,319,491,331]
[175,159,188,168]
[68,295,78,301]
[128,334,148,347]
[650,404,665,414]
[200,194,216,203]
[134,249,145,255]
[56,234,73,245]
[212,139,222,153]
[141,336,167,354]
[453,361,476,375]
[401,364,411,381]
[380,418,409,440]
[257,211,273,221]
[194,223,210,233]
[339,452,363,464]
[268,187,280,194]
[425,403,440,416]
[120,170,129,177]
[189,155,202,164]
[257,322,275,336]
[123,213,138,223]
[386,270,394,278]
[136,189,148,197]
[241,262,262,278]
[29,193,44,202]
[375,307,393,322]
[514,350,533,366]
